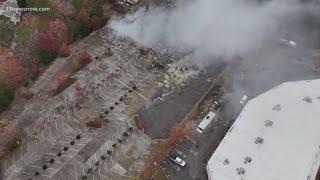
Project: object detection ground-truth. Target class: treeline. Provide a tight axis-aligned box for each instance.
[0,0,119,114]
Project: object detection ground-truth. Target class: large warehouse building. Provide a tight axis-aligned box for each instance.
[207,79,320,180]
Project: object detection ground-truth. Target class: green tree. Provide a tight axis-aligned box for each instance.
[0,85,14,113]
[17,0,27,8]
[77,19,91,38]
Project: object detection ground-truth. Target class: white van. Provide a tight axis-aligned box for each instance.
[196,111,216,133]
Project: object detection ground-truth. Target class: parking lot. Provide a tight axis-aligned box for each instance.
[162,41,320,180]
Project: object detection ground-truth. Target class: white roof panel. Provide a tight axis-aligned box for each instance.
[207,79,320,180]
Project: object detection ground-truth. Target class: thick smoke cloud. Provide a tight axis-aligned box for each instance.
[110,0,304,59]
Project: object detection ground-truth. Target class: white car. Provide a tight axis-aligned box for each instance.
[279,38,297,48]
[240,95,248,104]
[169,154,186,167]
[126,0,139,5]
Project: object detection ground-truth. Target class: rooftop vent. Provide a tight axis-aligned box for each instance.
[244,156,252,164]
[223,158,230,165]
[236,167,246,175]
[255,137,264,144]
[264,120,273,127]
[303,96,312,103]
[272,104,281,111]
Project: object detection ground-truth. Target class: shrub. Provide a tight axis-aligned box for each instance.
[86,121,94,128]
[81,176,88,180]
[95,161,100,166]
[101,155,106,160]
[117,139,123,143]
[87,168,93,174]
[107,150,112,155]
[93,116,102,128]
[128,127,133,132]
[0,85,14,113]
[86,117,102,129]
[152,62,166,70]
[5,137,21,152]
[112,143,117,148]
[122,132,129,137]
[79,52,92,66]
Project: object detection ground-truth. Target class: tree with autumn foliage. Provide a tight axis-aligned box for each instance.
[54,69,69,87]
[79,52,92,66]
[58,43,71,57]
[90,16,102,31]
[93,116,102,128]
[86,116,103,128]
[0,46,25,89]
[83,0,89,9]
[3,124,17,139]
[38,33,62,64]
[70,52,92,71]
[75,9,92,38]
[48,19,69,44]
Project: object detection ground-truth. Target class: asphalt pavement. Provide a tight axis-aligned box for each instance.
[162,44,320,180]
[138,61,227,139]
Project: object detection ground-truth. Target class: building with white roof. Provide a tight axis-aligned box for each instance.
[207,79,320,180]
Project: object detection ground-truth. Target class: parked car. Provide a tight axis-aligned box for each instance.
[279,38,297,48]
[169,154,186,167]
[214,98,226,110]
[126,0,139,5]
[240,95,248,104]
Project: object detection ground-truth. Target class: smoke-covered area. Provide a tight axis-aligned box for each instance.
[110,0,309,59]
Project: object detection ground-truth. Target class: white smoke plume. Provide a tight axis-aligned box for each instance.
[110,0,304,59]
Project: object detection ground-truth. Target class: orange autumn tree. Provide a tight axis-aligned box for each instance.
[58,43,70,57]
[0,45,25,88]
[54,69,69,87]
[83,0,90,9]
[48,19,69,43]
